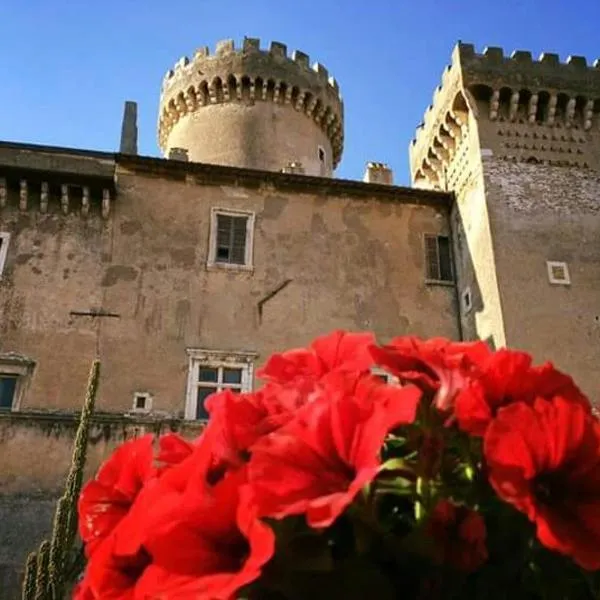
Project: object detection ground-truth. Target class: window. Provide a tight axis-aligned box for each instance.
[424,234,453,283]
[0,375,17,410]
[547,260,570,285]
[462,287,472,312]
[0,232,10,277]
[131,392,152,413]
[0,352,35,411]
[207,208,255,270]
[185,349,257,420]
[318,146,327,176]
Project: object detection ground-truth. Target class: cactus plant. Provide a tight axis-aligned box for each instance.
[21,360,100,600]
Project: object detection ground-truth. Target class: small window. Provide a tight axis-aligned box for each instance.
[185,349,256,420]
[547,261,570,285]
[318,146,326,162]
[0,352,35,411]
[0,232,10,277]
[132,392,152,413]
[462,287,472,312]
[208,209,255,270]
[424,234,454,283]
[0,375,17,410]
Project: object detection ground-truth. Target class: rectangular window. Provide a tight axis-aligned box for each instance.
[185,349,256,420]
[0,232,10,277]
[208,209,255,270]
[546,261,570,285]
[0,375,17,410]
[131,392,152,413]
[424,234,453,283]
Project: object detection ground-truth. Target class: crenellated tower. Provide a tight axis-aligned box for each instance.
[158,37,344,176]
[410,43,600,397]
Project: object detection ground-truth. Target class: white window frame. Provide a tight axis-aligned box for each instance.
[547,260,571,285]
[131,392,153,414]
[184,348,257,420]
[207,208,255,271]
[0,232,10,278]
[0,352,35,411]
[371,367,400,386]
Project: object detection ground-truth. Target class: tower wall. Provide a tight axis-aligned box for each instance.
[411,43,600,399]
[158,38,344,176]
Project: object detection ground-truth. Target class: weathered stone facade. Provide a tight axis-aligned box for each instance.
[410,42,600,398]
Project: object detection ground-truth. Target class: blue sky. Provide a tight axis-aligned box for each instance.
[1,0,598,185]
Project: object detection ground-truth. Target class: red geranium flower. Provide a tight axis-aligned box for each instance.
[426,499,488,572]
[78,435,274,599]
[78,435,156,557]
[369,336,490,411]
[455,350,590,436]
[485,397,600,570]
[248,375,421,528]
[257,329,376,388]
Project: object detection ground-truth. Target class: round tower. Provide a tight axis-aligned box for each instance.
[158,38,344,176]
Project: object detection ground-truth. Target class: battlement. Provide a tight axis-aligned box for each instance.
[410,42,600,189]
[158,37,344,168]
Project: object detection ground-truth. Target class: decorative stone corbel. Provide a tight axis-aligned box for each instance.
[19,179,28,211]
[0,178,6,208]
[82,186,90,217]
[102,189,111,219]
[547,95,557,125]
[489,89,500,120]
[509,91,520,121]
[61,184,69,215]
[528,94,539,124]
[584,99,594,131]
[40,182,49,213]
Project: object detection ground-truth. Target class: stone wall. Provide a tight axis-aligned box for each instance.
[481,157,600,399]
[0,155,459,416]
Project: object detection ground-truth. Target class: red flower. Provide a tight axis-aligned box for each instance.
[455,350,590,436]
[257,329,376,388]
[485,397,600,570]
[78,435,156,557]
[248,375,421,527]
[78,436,274,599]
[426,499,488,572]
[369,336,490,411]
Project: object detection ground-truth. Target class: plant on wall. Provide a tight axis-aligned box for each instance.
[73,331,600,599]
[22,360,99,600]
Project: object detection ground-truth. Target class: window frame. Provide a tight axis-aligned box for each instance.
[423,233,454,285]
[131,392,153,414]
[207,208,255,271]
[0,232,10,278]
[0,352,35,411]
[184,348,257,420]
[546,260,571,285]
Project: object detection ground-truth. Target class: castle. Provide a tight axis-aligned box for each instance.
[0,37,599,595]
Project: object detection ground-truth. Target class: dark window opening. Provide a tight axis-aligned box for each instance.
[196,387,216,419]
[134,394,147,410]
[318,147,325,162]
[0,375,17,410]
[215,214,248,265]
[424,234,453,282]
